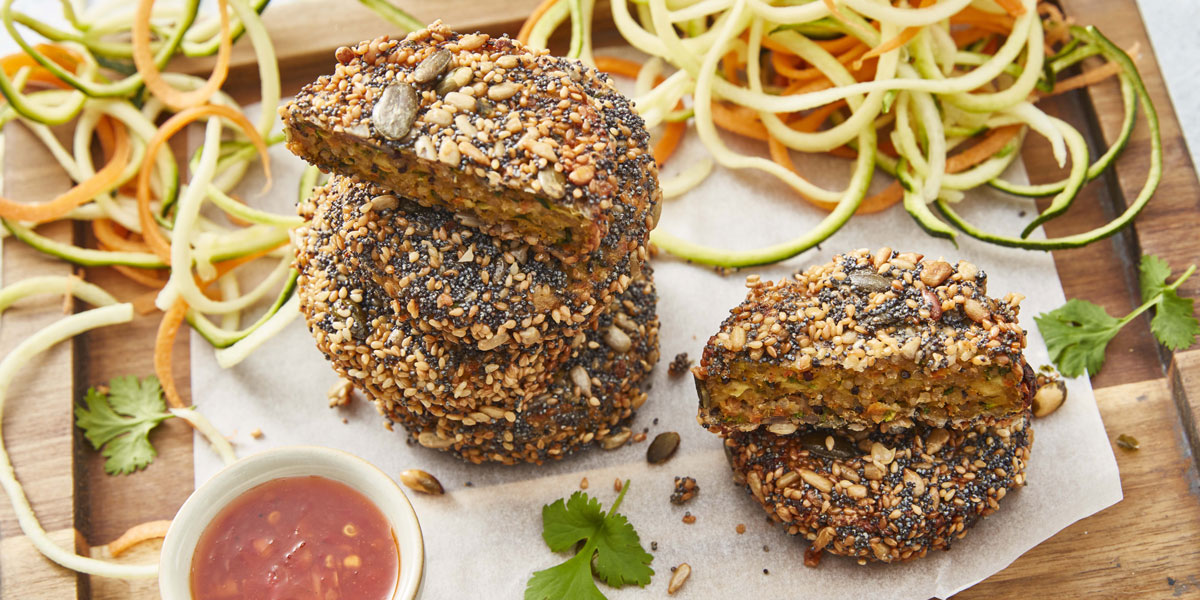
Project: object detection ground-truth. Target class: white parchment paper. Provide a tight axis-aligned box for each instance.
[191,99,1121,599]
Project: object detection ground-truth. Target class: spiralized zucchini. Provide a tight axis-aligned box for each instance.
[521,0,1162,266]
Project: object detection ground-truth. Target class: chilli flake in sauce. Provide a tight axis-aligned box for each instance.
[190,476,399,600]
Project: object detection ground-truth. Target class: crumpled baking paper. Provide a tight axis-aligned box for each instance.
[192,97,1121,599]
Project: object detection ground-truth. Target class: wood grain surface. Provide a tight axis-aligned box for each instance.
[0,0,1197,598]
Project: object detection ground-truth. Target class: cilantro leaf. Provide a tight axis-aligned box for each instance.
[1151,289,1199,350]
[542,492,605,551]
[525,482,654,600]
[1037,255,1198,378]
[525,550,608,600]
[592,510,654,587]
[1035,299,1122,378]
[1139,254,1172,302]
[75,375,172,475]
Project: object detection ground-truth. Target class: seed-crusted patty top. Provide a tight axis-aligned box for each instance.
[280,20,660,258]
[697,249,1027,379]
[693,249,1031,430]
[297,175,646,351]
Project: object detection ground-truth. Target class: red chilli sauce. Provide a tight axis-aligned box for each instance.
[190,476,399,600]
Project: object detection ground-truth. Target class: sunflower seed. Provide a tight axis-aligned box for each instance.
[538,167,565,199]
[371,84,418,140]
[599,428,631,450]
[647,432,680,464]
[413,49,452,83]
[570,365,591,396]
[399,469,444,495]
[417,431,455,449]
[667,563,691,595]
[604,326,632,353]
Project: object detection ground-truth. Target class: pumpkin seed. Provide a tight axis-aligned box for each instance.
[646,432,680,464]
[796,431,857,459]
[413,49,452,83]
[1032,379,1067,418]
[371,83,418,140]
[399,469,444,495]
[435,66,473,96]
[848,270,890,293]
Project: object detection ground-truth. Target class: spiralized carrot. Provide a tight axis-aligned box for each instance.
[110,264,168,290]
[1,44,80,89]
[855,0,934,68]
[518,0,561,45]
[104,520,173,558]
[1045,61,1123,96]
[946,125,1022,173]
[995,0,1027,18]
[949,7,1015,33]
[132,0,232,111]
[0,118,129,223]
[154,299,189,409]
[91,220,151,254]
[711,102,769,140]
[137,104,272,262]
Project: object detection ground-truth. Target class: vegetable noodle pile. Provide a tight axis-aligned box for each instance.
[520,0,1161,267]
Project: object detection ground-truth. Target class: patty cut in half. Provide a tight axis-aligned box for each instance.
[280,21,660,261]
[387,269,660,465]
[297,175,648,352]
[725,414,1032,564]
[694,249,1035,433]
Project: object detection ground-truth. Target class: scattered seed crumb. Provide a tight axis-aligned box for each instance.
[653,418,659,425]
[464,481,473,487]
[327,378,354,407]
[633,432,647,443]
[763,568,769,575]
[642,427,649,433]
[762,545,770,552]
[670,476,699,505]
[250,428,263,439]
[1018,210,1027,217]
[682,512,696,525]
[670,565,677,573]
[342,418,349,424]
[668,352,692,377]
[1167,577,1176,586]
[580,477,589,490]
[804,547,824,568]
[736,523,746,534]
[614,478,623,492]
[651,541,658,551]
[1116,433,1139,450]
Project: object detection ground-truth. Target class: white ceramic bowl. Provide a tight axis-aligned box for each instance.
[159,446,424,599]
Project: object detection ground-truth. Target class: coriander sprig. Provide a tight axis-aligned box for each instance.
[1036,255,1198,378]
[75,375,173,475]
[525,481,654,600]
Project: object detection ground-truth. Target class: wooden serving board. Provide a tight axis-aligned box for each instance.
[1,0,1199,597]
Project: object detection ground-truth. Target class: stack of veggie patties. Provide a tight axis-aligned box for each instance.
[282,22,661,465]
[693,249,1038,563]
